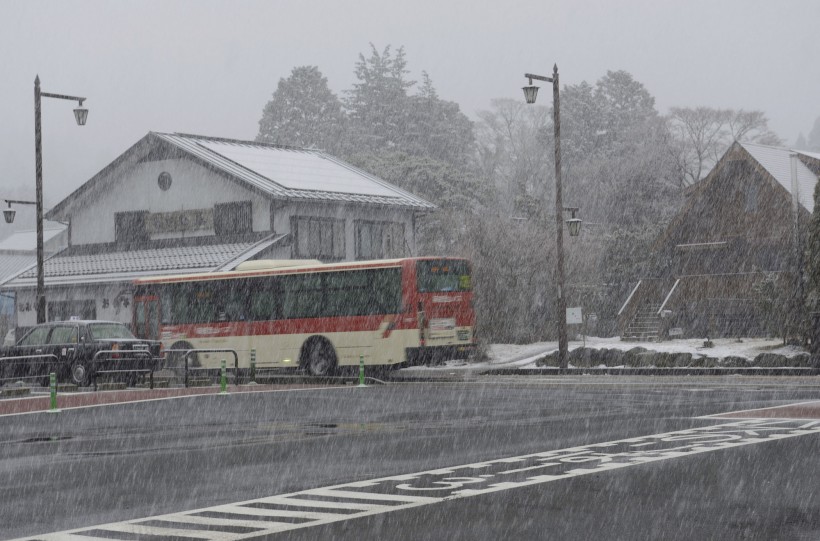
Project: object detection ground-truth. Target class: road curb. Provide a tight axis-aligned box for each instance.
[479,367,820,376]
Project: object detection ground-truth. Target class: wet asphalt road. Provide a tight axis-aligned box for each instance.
[1,376,819,540]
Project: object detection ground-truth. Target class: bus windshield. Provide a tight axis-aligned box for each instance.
[417,260,471,293]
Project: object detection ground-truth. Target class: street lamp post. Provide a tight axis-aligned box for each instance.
[523,64,580,370]
[13,76,88,324]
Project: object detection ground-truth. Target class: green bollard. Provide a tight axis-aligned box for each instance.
[220,359,227,394]
[48,372,59,413]
[358,354,366,387]
[250,349,256,384]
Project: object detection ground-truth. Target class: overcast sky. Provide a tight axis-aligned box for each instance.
[1,0,818,204]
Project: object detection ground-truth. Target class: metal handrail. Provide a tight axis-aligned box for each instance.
[91,350,156,391]
[0,354,60,385]
[162,348,239,388]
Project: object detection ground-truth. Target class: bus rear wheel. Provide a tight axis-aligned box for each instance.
[304,339,336,377]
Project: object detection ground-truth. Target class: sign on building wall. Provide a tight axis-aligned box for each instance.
[146,209,214,235]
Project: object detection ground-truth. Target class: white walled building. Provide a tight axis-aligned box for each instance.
[1,132,434,330]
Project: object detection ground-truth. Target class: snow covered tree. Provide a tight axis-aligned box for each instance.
[475,98,551,218]
[256,66,345,152]
[344,44,415,154]
[594,70,658,141]
[403,72,475,167]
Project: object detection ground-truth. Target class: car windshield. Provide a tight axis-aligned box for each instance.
[88,323,135,340]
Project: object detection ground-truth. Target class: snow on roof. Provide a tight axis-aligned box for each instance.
[0,223,66,252]
[2,234,287,289]
[155,133,435,210]
[797,149,820,161]
[0,253,36,286]
[741,142,818,213]
[196,139,397,197]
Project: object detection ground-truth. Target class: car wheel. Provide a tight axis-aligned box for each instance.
[304,339,337,377]
[70,361,92,387]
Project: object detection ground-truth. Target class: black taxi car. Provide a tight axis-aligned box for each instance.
[0,320,161,387]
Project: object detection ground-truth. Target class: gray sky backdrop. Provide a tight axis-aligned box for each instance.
[1,0,818,204]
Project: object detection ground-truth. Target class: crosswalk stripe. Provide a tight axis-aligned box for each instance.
[253,496,392,511]
[147,514,294,529]
[81,522,229,539]
[210,504,346,520]
[36,535,112,541]
[303,488,441,503]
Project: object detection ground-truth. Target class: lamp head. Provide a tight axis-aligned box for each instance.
[73,100,88,126]
[566,218,582,237]
[522,84,539,104]
[3,206,16,224]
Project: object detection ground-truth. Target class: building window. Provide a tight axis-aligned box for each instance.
[355,221,405,260]
[214,201,252,236]
[292,216,345,260]
[115,211,150,243]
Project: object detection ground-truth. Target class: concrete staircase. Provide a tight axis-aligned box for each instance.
[622,303,662,341]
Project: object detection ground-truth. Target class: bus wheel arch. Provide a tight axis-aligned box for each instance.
[300,336,337,377]
[168,341,200,370]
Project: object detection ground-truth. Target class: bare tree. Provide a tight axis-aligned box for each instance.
[667,107,783,188]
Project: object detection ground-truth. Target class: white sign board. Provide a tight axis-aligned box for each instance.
[566,307,583,325]
[669,327,684,336]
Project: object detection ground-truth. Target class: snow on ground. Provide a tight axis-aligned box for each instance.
[403,336,809,371]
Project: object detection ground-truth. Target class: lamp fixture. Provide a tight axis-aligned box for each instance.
[73,100,89,126]
[3,201,15,224]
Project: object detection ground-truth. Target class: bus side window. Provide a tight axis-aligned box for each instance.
[249,280,281,321]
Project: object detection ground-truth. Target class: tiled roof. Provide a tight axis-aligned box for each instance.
[2,234,287,288]
[0,254,36,286]
[741,142,818,213]
[155,133,436,210]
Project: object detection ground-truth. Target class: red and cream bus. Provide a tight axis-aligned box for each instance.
[132,257,475,375]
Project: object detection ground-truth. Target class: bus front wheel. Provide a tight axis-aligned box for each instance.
[303,339,337,377]
[168,342,199,373]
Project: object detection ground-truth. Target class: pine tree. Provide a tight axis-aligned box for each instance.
[344,44,415,153]
[256,66,345,152]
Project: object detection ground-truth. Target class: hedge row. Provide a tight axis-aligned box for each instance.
[535,347,818,369]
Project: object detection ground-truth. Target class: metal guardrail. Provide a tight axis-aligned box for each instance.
[1,351,160,390]
[0,354,60,385]
[162,349,239,388]
[91,350,157,391]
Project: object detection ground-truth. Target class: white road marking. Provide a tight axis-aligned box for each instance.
[85,521,227,538]
[303,488,440,503]
[150,513,291,527]
[207,504,345,520]
[13,417,820,541]
[697,399,820,418]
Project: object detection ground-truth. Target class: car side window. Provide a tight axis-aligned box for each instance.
[49,326,79,344]
[18,326,51,346]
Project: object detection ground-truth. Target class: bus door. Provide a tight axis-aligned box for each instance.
[134,295,160,340]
